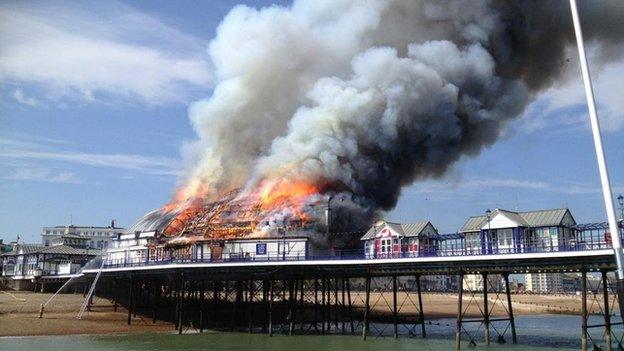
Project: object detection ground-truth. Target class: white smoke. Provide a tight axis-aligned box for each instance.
[179,0,624,231]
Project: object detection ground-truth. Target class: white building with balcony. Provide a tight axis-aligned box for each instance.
[41,222,124,250]
[525,273,564,293]
[106,231,156,266]
[1,236,100,290]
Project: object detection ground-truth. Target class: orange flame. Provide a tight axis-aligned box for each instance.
[258,178,319,211]
[159,176,322,238]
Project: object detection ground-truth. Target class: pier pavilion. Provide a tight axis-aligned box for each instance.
[460,208,577,255]
[361,220,438,258]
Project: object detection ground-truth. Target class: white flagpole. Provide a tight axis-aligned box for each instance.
[569,0,624,298]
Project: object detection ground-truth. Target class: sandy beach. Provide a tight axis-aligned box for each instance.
[0,291,173,337]
[1,290,608,337]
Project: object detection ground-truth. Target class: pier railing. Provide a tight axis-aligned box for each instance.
[100,233,620,269]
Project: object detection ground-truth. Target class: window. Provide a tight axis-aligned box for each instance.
[466,233,480,253]
[498,229,514,247]
[381,238,392,253]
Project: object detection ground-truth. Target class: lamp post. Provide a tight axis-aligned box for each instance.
[569,0,624,318]
[617,195,624,221]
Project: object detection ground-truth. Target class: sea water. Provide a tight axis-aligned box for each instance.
[0,314,614,351]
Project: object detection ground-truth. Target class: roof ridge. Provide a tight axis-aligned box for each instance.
[496,208,519,214]
[518,208,568,213]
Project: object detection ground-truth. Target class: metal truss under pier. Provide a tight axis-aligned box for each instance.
[79,249,622,350]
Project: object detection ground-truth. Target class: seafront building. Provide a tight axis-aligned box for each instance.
[525,273,564,293]
[1,235,100,290]
[1,222,124,290]
[41,221,122,249]
[464,274,504,291]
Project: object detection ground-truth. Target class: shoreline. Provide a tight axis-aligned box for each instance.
[0,290,605,337]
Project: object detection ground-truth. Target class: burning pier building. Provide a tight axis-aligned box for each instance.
[111,184,365,265]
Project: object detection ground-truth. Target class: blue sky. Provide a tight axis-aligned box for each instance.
[1,0,623,243]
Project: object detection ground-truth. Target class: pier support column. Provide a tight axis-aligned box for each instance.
[174,275,181,330]
[199,280,205,333]
[313,279,319,333]
[178,274,185,335]
[268,280,274,337]
[213,280,220,329]
[127,275,134,325]
[261,280,268,333]
[113,277,118,312]
[326,278,331,332]
[416,274,426,338]
[333,279,339,330]
[232,280,243,332]
[152,280,158,324]
[602,271,612,351]
[341,278,346,334]
[581,271,588,351]
[321,278,326,335]
[393,275,398,338]
[503,273,517,344]
[362,276,371,340]
[483,273,490,346]
[289,279,296,336]
[249,280,255,334]
[299,279,305,333]
[347,279,354,334]
[455,273,464,350]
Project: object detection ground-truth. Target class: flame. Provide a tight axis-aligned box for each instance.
[161,188,189,212]
[162,182,213,213]
[258,178,319,212]
[158,176,322,239]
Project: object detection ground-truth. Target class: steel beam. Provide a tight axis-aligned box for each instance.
[503,273,517,344]
[455,273,463,350]
[483,273,490,346]
[393,275,398,338]
[363,276,371,340]
[602,271,612,351]
[416,274,426,338]
[581,271,588,351]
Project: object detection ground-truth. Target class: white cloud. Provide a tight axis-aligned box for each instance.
[404,177,613,196]
[3,166,84,184]
[463,178,550,190]
[13,89,41,107]
[0,1,212,105]
[0,149,180,176]
[520,60,624,133]
[0,135,181,176]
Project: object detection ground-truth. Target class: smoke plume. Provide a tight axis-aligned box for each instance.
[177,0,624,231]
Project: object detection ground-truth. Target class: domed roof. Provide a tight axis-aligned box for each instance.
[127,208,180,234]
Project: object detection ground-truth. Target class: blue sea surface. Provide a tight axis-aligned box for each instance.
[0,314,616,351]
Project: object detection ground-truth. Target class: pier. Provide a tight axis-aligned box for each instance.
[81,245,624,350]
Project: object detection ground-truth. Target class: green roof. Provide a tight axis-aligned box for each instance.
[460,208,573,232]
